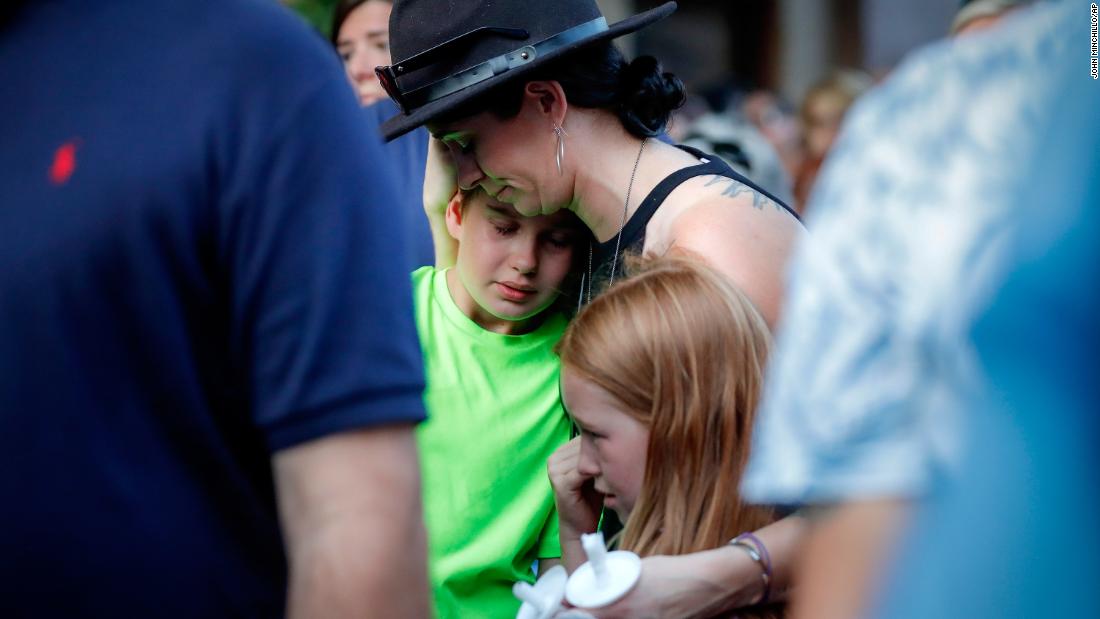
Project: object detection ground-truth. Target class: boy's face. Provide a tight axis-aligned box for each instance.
[446,190,581,327]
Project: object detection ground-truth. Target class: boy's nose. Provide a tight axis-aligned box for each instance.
[510,240,538,274]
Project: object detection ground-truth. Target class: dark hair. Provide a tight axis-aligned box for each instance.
[436,42,685,138]
[330,0,391,46]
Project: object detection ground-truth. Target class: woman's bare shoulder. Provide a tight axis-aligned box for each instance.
[645,176,804,327]
[646,174,800,256]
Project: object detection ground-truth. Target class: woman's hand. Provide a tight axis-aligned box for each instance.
[548,437,604,570]
[424,137,460,268]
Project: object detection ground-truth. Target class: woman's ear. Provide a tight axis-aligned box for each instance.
[523,80,568,126]
[444,194,464,241]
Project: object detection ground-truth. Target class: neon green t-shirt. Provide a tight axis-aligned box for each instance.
[412,266,571,619]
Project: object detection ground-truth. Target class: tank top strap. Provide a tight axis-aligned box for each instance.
[593,146,731,269]
[613,149,731,254]
[590,144,800,286]
[673,145,798,219]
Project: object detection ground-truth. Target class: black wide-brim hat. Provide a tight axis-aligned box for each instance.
[378,0,677,141]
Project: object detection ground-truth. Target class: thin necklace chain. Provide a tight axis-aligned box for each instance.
[578,137,649,312]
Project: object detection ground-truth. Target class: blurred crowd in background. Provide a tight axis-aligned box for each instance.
[3,0,1095,617]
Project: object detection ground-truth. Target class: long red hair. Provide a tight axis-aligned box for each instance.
[558,256,781,617]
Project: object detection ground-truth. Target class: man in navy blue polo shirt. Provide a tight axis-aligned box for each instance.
[0,0,429,616]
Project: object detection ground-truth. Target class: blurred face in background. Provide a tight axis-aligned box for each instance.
[801,89,849,161]
[742,90,803,176]
[336,0,392,107]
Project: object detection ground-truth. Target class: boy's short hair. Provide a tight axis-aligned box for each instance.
[456,187,479,212]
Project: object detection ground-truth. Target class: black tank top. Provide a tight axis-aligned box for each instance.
[589,145,800,285]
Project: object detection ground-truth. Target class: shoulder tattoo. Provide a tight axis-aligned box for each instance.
[704,175,782,212]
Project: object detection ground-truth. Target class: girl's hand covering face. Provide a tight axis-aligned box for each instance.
[548,437,604,539]
[424,137,459,217]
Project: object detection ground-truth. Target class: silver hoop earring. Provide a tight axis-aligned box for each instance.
[554,125,567,176]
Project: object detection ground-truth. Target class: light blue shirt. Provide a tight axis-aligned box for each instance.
[742,1,1078,505]
[876,23,1100,615]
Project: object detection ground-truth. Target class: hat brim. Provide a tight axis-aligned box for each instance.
[380,1,677,141]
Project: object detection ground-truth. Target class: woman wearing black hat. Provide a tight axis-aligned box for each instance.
[381,0,802,327]
[379,0,807,616]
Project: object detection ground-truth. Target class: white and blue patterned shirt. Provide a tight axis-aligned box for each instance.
[742,0,1079,505]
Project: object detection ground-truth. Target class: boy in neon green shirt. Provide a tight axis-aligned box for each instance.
[413,187,583,618]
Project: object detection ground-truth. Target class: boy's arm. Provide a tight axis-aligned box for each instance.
[424,137,459,269]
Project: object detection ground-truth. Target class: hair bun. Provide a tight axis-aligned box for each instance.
[617,56,686,137]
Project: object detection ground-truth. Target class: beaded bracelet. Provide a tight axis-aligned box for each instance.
[728,532,773,604]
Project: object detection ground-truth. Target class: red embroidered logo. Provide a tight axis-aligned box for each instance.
[49,139,80,185]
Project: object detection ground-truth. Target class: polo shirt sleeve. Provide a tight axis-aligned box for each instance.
[221,73,426,452]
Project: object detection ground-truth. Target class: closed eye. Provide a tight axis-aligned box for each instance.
[438,131,476,156]
[545,233,575,249]
[581,428,604,441]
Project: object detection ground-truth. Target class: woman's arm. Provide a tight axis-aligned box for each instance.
[577,513,810,618]
[423,137,459,269]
